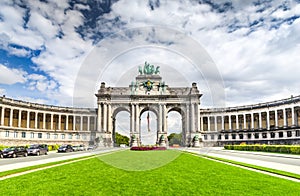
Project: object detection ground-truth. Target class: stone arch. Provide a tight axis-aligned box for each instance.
[167,106,185,146]
[111,106,130,147]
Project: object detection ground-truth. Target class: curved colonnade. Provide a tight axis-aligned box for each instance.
[201,95,300,146]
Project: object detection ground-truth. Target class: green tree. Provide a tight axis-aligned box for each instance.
[115,132,129,146]
[168,132,182,146]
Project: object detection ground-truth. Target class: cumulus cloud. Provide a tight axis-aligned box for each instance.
[0,64,26,85]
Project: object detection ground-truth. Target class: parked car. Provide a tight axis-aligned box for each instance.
[0,150,3,158]
[2,146,28,158]
[27,144,48,156]
[72,145,80,151]
[87,145,97,150]
[57,145,73,153]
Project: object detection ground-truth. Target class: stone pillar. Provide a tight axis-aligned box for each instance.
[80,116,83,131]
[135,104,139,133]
[251,113,254,129]
[243,114,246,130]
[72,115,75,131]
[291,107,295,127]
[18,110,21,127]
[159,104,162,132]
[130,104,134,134]
[283,108,287,128]
[0,107,4,126]
[266,111,270,130]
[236,115,239,130]
[103,104,107,132]
[43,113,46,129]
[259,112,262,129]
[66,115,69,130]
[51,114,54,130]
[97,103,102,132]
[186,104,190,134]
[207,116,210,131]
[228,115,232,130]
[163,104,167,132]
[214,116,218,131]
[275,110,278,128]
[200,116,204,131]
[107,104,112,133]
[35,112,38,129]
[87,116,90,131]
[221,115,225,130]
[9,108,13,127]
[27,110,30,128]
[196,104,200,132]
[191,103,195,132]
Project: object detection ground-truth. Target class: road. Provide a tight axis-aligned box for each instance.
[0,148,121,172]
[184,147,300,175]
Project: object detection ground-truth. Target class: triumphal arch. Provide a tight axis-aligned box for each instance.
[95,62,202,147]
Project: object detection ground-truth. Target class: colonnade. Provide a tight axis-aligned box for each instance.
[201,106,299,132]
[0,105,96,131]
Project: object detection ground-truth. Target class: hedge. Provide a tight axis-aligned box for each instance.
[130,146,167,151]
[224,145,300,154]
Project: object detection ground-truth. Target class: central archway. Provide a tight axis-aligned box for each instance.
[140,110,157,145]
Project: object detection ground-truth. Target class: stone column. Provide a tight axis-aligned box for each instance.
[190,103,195,132]
[207,116,210,131]
[236,115,239,130]
[159,104,162,132]
[103,104,107,132]
[200,116,204,131]
[80,116,83,131]
[72,115,75,131]
[43,113,46,129]
[266,111,270,130]
[66,115,69,130]
[130,104,134,134]
[0,107,4,126]
[51,114,54,130]
[283,108,287,128]
[163,104,167,132]
[221,115,225,130]
[214,116,218,131]
[9,108,13,127]
[228,115,232,130]
[27,110,30,128]
[186,104,190,134]
[35,112,38,129]
[259,112,262,129]
[135,104,139,133]
[107,104,112,133]
[196,104,200,132]
[87,116,90,131]
[291,107,295,127]
[18,110,21,127]
[97,103,102,132]
[275,110,278,128]
[243,114,246,130]
[251,113,254,129]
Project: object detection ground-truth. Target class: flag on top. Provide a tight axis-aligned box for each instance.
[147,111,150,132]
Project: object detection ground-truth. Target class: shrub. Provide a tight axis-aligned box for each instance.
[224,144,300,154]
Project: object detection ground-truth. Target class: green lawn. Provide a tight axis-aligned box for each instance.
[1,150,299,195]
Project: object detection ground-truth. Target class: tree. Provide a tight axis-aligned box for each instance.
[115,132,129,146]
[168,132,182,146]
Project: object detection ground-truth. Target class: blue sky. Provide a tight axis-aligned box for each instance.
[1,0,300,142]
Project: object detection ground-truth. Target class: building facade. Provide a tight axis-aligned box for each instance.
[0,65,300,147]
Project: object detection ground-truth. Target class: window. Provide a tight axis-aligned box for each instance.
[279,132,283,138]
[53,134,58,139]
[254,133,259,139]
[5,131,9,137]
[239,134,243,139]
[232,134,236,139]
[21,132,26,138]
[296,130,300,137]
[247,133,252,139]
[47,133,50,139]
[211,134,215,140]
[218,134,222,140]
[38,133,42,139]
[76,134,80,139]
[270,132,275,138]
[83,134,87,140]
[262,133,267,138]
[68,134,72,139]
[225,134,228,140]
[30,132,34,138]
[14,131,18,138]
[287,131,292,137]
[204,135,208,140]
[61,134,65,139]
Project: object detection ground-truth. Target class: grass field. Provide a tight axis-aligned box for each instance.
[1,150,299,195]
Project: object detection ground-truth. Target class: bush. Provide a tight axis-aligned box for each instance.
[130,146,167,151]
[224,144,300,155]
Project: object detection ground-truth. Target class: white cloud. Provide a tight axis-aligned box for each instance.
[0,64,26,85]
[0,88,6,95]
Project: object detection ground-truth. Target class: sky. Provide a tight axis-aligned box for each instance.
[0,0,300,143]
